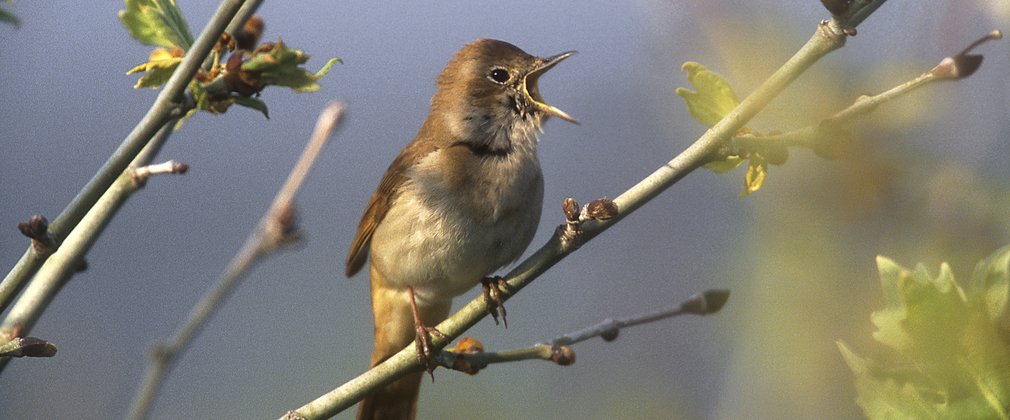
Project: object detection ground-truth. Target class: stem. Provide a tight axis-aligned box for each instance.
[0,126,174,374]
[0,0,248,315]
[283,17,854,420]
[127,103,345,420]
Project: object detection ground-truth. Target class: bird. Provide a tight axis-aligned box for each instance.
[344,38,576,419]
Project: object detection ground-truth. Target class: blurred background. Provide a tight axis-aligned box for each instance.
[1,1,1008,418]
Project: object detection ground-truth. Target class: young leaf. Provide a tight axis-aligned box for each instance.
[242,39,342,93]
[675,62,741,127]
[231,96,269,119]
[970,245,1010,321]
[740,154,767,197]
[703,155,744,173]
[118,0,194,50]
[126,47,183,89]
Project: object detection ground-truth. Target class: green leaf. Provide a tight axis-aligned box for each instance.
[118,0,193,49]
[242,39,341,92]
[703,155,744,173]
[970,245,1010,321]
[675,61,740,127]
[838,342,940,419]
[0,6,20,28]
[315,57,343,79]
[232,96,270,119]
[842,252,1010,420]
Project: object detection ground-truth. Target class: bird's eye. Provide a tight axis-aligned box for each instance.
[488,68,510,84]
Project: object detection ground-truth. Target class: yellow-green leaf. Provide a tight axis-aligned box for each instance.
[242,39,341,93]
[703,155,744,173]
[118,0,193,49]
[127,48,183,89]
[740,155,767,197]
[675,61,740,127]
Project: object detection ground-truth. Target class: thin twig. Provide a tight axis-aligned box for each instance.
[732,30,1004,151]
[0,0,249,315]
[282,10,864,419]
[127,102,345,420]
[436,289,729,373]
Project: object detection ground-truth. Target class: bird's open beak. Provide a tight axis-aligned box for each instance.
[525,50,578,124]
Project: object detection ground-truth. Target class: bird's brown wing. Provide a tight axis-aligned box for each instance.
[345,139,438,277]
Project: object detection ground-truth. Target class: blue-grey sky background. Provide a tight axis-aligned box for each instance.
[1,1,1008,418]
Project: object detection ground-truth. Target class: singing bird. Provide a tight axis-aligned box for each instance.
[345,39,576,419]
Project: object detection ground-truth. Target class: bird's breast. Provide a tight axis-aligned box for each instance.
[369,147,544,305]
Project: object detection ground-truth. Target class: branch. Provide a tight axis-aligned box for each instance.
[282,13,863,419]
[0,0,250,315]
[0,127,185,374]
[127,102,345,420]
[436,289,729,374]
[732,30,1004,154]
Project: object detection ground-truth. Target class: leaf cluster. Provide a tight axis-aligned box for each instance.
[676,62,787,197]
[119,0,340,126]
[839,246,1010,419]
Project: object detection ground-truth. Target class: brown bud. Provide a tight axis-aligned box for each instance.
[550,345,576,366]
[930,30,1002,80]
[587,198,619,221]
[562,198,580,223]
[235,16,265,51]
[600,327,619,342]
[448,336,484,354]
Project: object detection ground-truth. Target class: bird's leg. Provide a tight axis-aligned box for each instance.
[481,276,511,328]
[408,286,444,379]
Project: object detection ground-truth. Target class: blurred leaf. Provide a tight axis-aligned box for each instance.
[242,39,342,92]
[740,154,767,197]
[675,61,740,127]
[118,0,193,49]
[231,96,269,119]
[970,245,1010,321]
[703,155,744,173]
[838,342,939,419]
[126,47,183,89]
[0,6,19,27]
[842,252,1010,419]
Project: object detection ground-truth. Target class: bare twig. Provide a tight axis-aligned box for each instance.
[127,102,345,420]
[436,289,728,374]
[732,30,1003,153]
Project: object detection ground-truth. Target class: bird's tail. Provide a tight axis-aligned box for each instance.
[358,266,450,420]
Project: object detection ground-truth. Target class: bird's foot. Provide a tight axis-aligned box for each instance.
[408,287,445,380]
[481,276,511,328]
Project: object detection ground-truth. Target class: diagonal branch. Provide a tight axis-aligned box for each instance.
[127,102,345,420]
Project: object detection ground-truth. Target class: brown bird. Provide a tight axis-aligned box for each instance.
[345,39,576,419]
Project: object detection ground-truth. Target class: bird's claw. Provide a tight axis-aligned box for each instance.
[414,323,445,380]
[482,276,511,328]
